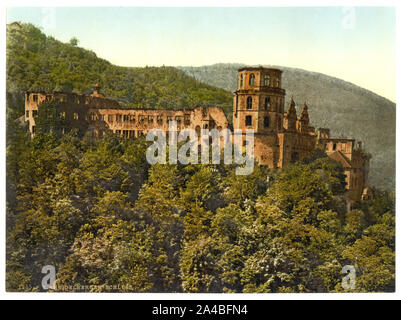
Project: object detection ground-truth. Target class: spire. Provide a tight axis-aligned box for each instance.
[290,96,296,107]
[298,102,309,123]
[288,96,297,117]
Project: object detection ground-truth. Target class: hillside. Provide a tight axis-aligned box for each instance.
[6,23,233,117]
[178,63,396,191]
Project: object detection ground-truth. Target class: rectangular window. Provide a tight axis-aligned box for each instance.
[129,130,135,138]
[115,130,121,135]
[26,110,29,118]
[108,114,113,122]
[130,115,135,122]
[148,116,154,123]
[139,115,145,123]
[264,116,270,128]
[116,114,122,122]
[32,125,36,134]
[74,112,79,120]
[123,115,129,122]
[32,110,38,118]
[175,116,182,124]
[60,111,66,119]
[245,115,252,126]
[157,116,163,124]
[33,95,38,102]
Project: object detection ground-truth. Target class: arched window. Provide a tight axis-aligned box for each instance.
[264,75,270,86]
[264,97,270,110]
[249,73,255,86]
[246,96,253,109]
[240,74,243,88]
[264,116,270,128]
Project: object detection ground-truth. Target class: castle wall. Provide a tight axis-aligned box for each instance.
[253,134,280,168]
[25,91,229,139]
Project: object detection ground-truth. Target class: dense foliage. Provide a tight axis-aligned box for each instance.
[6,122,395,292]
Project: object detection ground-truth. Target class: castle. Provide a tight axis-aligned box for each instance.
[24,67,371,201]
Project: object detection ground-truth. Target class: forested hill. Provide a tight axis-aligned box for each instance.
[178,64,396,191]
[6,22,232,116]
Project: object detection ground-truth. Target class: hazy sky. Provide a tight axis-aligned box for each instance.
[7,7,396,101]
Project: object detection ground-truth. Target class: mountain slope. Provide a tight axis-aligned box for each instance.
[6,23,232,116]
[178,63,395,191]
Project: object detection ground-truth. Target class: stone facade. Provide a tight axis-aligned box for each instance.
[24,66,371,201]
[25,89,229,139]
[316,128,371,201]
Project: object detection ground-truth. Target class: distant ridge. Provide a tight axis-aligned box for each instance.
[178,63,395,190]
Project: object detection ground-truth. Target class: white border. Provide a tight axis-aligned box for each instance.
[0,0,399,300]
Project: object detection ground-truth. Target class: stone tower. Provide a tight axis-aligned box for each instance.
[233,66,286,134]
[233,66,286,167]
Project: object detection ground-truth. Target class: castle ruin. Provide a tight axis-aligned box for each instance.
[24,67,371,201]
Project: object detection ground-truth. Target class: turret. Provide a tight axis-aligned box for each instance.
[284,96,297,131]
[298,102,309,124]
[297,102,311,133]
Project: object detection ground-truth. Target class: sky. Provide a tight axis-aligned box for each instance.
[6,6,396,101]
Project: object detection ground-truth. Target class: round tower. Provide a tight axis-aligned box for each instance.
[233,66,286,134]
[233,66,286,168]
